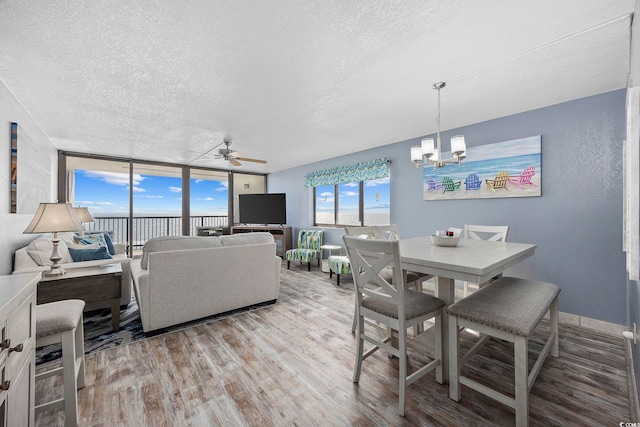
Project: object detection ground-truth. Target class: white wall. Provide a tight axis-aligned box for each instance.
[0,79,57,274]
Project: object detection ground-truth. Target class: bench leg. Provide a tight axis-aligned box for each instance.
[514,335,529,427]
[550,298,559,357]
[448,313,460,401]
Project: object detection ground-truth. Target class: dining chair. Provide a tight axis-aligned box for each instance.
[344,226,382,333]
[343,235,444,416]
[461,224,509,298]
[373,224,434,291]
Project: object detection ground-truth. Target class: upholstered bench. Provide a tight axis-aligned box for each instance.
[447,277,560,427]
[328,255,351,285]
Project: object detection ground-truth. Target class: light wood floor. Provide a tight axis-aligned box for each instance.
[35,262,632,426]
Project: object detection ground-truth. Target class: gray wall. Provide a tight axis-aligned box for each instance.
[0,80,57,275]
[627,0,640,400]
[270,89,627,325]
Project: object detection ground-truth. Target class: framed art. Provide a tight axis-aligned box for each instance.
[10,122,17,213]
[423,135,541,201]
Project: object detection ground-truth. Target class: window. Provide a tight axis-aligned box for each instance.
[315,185,335,224]
[308,158,390,227]
[60,152,266,253]
[314,178,390,226]
[363,177,390,225]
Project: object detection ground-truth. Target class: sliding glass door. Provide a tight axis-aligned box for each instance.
[62,153,266,255]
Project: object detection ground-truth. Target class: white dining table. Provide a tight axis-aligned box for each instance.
[399,236,537,381]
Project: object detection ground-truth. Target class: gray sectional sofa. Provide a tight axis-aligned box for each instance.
[130,232,281,333]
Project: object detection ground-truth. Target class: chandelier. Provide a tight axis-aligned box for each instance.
[411,82,466,168]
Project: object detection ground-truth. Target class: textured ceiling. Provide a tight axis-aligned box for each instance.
[0,1,635,173]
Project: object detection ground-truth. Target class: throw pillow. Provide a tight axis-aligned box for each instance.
[66,242,101,250]
[73,233,115,255]
[68,246,112,262]
[85,231,116,255]
[26,237,74,266]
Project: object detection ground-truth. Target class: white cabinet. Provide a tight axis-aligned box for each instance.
[0,273,38,427]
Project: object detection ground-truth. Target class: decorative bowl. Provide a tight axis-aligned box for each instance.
[430,235,460,247]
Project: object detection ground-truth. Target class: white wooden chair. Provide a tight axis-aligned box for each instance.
[373,224,434,291]
[461,224,509,298]
[343,235,444,416]
[345,225,432,334]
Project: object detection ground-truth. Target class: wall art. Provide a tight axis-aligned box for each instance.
[10,122,17,213]
[423,135,541,201]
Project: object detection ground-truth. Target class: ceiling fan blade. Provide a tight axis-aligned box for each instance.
[233,156,267,164]
[230,158,242,167]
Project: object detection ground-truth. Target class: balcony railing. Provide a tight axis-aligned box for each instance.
[85,215,229,250]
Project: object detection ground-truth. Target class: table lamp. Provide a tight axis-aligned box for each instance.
[74,206,94,234]
[23,202,84,276]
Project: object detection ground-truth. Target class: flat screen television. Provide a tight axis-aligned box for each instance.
[238,193,287,225]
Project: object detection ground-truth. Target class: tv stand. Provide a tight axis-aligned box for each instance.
[231,225,292,257]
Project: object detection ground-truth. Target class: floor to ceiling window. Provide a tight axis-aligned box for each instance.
[61,152,266,254]
[191,169,230,234]
[131,162,183,248]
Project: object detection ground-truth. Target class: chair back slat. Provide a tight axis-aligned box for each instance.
[373,224,400,241]
[343,236,404,309]
[464,224,509,242]
[344,226,375,239]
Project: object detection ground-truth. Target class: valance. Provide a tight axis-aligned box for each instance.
[304,158,389,188]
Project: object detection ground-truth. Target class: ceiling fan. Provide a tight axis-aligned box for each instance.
[215,138,267,167]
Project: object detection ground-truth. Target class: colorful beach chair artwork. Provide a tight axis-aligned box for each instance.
[464,174,482,192]
[442,177,461,195]
[426,177,443,192]
[485,171,510,192]
[509,165,537,188]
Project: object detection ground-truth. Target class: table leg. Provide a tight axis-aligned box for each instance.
[110,298,120,332]
[435,276,455,382]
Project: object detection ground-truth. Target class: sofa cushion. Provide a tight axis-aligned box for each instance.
[68,246,113,262]
[219,232,274,247]
[26,237,74,266]
[141,235,223,269]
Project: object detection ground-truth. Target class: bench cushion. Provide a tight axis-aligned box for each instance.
[447,277,560,337]
[36,299,85,337]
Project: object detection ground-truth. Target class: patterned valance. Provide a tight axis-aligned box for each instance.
[304,158,389,188]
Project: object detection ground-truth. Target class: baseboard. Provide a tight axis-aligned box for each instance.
[626,338,640,422]
[555,311,625,336]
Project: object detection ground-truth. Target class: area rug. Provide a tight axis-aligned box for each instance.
[35,295,276,366]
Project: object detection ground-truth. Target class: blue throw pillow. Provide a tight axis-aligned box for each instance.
[73,232,115,255]
[68,246,113,262]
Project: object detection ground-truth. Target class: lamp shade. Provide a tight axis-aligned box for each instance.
[421,138,435,155]
[24,203,84,234]
[410,145,423,162]
[74,206,94,223]
[450,135,466,155]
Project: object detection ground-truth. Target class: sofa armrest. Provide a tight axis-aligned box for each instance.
[113,242,126,255]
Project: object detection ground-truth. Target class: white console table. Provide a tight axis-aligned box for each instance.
[0,273,38,427]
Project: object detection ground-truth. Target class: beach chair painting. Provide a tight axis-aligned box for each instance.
[422,135,541,201]
[426,177,443,192]
[442,177,461,195]
[509,165,537,188]
[485,171,510,192]
[464,174,482,192]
